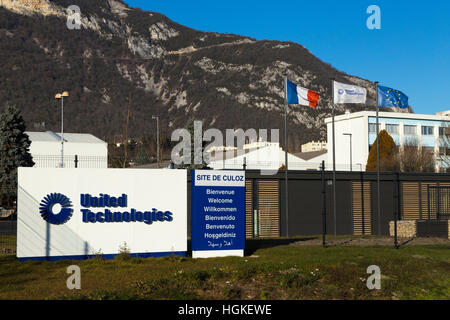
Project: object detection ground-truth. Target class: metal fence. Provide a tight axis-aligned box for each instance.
[32,155,108,168]
[0,203,16,255]
[427,186,450,220]
[209,160,357,172]
[2,169,450,256]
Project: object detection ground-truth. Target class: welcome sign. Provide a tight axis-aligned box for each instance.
[17,168,187,261]
[191,170,245,258]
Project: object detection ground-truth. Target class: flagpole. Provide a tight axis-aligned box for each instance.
[284,76,289,238]
[331,78,337,236]
[375,81,381,235]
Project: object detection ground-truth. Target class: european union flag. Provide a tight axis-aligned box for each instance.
[378,85,409,109]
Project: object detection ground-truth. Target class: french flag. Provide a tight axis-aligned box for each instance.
[286,79,320,109]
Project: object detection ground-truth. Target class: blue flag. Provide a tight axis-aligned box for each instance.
[378,85,409,109]
[286,79,299,105]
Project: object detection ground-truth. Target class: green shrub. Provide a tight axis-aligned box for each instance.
[115,242,131,261]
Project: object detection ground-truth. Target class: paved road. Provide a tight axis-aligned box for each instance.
[0,220,16,235]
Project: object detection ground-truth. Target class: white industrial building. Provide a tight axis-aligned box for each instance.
[325,110,450,172]
[25,131,108,168]
[206,142,327,171]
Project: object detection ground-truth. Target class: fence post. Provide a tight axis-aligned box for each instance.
[74,155,78,168]
[393,172,399,249]
[360,171,365,235]
[321,161,326,248]
[437,185,441,220]
[398,172,402,221]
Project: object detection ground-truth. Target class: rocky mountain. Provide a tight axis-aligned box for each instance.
[0,0,395,151]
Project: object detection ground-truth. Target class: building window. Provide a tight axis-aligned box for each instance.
[439,147,450,156]
[404,125,417,135]
[421,126,434,135]
[369,123,379,133]
[386,124,399,135]
[439,127,450,137]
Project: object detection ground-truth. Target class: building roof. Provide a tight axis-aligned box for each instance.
[206,144,285,163]
[436,110,450,117]
[293,150,327,161]
[25,131,106,144]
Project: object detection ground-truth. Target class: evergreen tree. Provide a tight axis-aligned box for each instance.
[135,144,150,166]
[366,130,399,172]
[0,103,35,208]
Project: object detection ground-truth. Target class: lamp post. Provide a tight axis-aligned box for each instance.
[343,133,352,171]
[152,116,160,168]
[55,91,69,168]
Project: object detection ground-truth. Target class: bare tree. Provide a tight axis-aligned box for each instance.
[397,136,435,172]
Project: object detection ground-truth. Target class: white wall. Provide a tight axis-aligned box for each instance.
[327,114,369,170]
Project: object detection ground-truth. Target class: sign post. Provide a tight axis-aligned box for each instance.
[191,170,246,258]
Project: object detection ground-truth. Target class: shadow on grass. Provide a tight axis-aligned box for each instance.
[244,237,318,256]
[186,236,318,257]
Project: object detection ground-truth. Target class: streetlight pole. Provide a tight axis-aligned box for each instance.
[55,91,69,168]
[331,78,337,235]
[343,133,352,171]
[152,116,160,168]
[375,81,382,236]
[284,76,289,238]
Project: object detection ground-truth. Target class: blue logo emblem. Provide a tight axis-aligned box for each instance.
[338,89,344,95]
[39,193,73,225]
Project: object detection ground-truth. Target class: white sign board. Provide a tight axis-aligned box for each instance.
[17,168,187,261]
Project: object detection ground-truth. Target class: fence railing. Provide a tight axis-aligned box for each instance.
[32,155,108,169]
[0,214,16,255]
[209,160,359,171]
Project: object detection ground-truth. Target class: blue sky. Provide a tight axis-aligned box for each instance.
[125,0,450,115]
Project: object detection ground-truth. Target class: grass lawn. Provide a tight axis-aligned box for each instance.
[0,236,449,300]
[0,235,15,249]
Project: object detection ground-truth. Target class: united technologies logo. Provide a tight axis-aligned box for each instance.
[39,193,73,225]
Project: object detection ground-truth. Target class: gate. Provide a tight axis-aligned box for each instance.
[427,186,450,220]
[245,179,280,238]
[351,181,371,235]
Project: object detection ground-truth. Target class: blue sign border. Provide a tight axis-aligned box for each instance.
[191,170,245,254]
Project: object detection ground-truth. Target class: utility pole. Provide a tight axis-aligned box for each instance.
[123,96,131,168]
[152,116,160,168]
